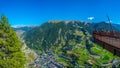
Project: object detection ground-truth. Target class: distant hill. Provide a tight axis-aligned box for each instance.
[113,24,120,31]
[14,26,35,32]
[24,20,120,67]
[14,26,36,38]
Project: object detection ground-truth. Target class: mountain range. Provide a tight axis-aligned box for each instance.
[15,20,120,67]
[24,20,118,51]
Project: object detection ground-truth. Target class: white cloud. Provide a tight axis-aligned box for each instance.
[88,17,94,20]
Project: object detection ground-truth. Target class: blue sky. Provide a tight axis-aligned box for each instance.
[0,0,120,26]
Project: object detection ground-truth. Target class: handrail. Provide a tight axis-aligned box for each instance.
[93,31,120,39]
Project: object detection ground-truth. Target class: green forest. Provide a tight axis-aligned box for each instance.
[0,15,25,68]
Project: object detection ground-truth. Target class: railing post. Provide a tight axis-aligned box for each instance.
[114,49,116,55]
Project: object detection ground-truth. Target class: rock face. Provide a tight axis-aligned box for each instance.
[24,20,120,67]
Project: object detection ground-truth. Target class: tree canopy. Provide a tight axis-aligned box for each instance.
[0,14,25,68]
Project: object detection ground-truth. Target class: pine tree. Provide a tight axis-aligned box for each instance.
[0,14,25,68]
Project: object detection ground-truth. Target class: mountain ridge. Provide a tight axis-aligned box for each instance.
[24,20,119,51]
[24,20,120,67]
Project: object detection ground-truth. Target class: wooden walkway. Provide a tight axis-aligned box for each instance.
[93,31,120,56]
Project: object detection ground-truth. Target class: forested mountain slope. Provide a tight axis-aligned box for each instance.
[24,20,120,67]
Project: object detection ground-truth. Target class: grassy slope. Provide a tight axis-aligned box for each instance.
[52,30,120,67]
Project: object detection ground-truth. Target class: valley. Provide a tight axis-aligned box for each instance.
[16,20,120,68]
[1,0,120,68]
